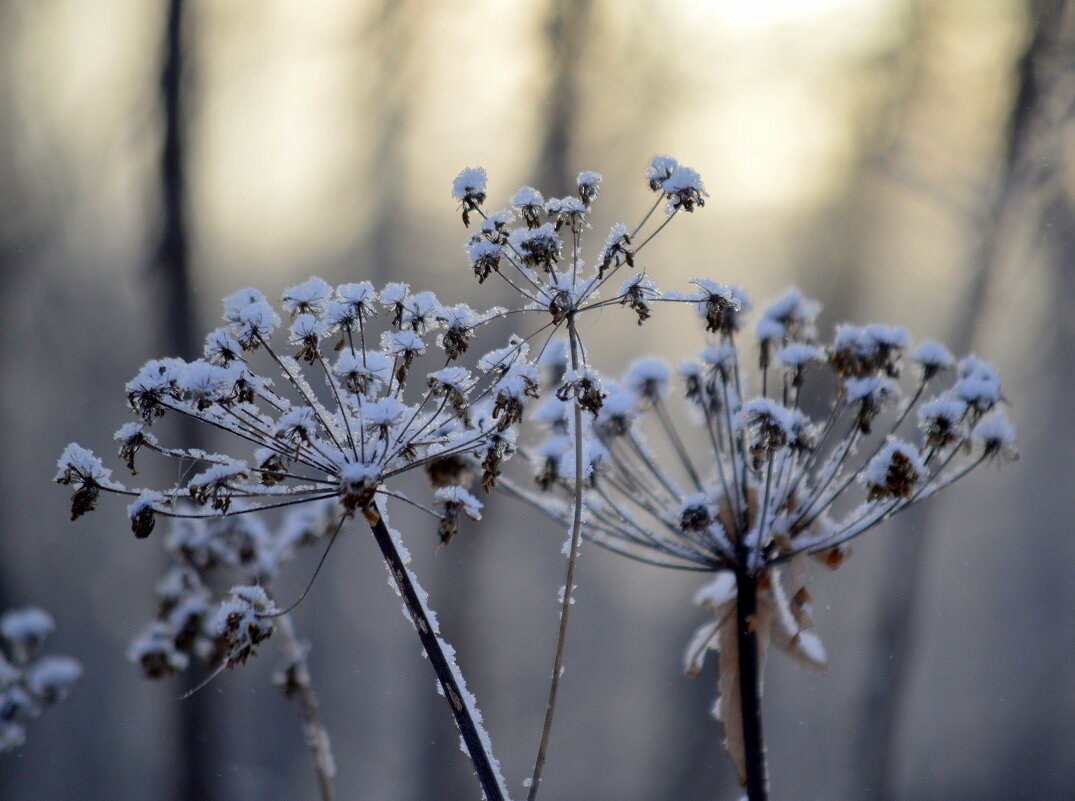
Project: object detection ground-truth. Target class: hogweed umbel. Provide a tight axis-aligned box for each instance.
[0,607,81,754]
[454,156,710,799]
[56,279,536,801]
[510,285,1015,800]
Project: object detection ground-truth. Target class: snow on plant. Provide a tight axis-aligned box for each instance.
[453,156,708,799]
[0,607,81,753]
[56,279,532,801]
[124,500,338,798]
[510,285,1016,800]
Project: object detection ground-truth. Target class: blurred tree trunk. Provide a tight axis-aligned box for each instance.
[854,4,1074,799]
[531,0,593,195]
[154,2,216,800]
[356,0,421,281]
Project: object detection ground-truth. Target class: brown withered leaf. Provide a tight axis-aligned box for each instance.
[768,570,826,673]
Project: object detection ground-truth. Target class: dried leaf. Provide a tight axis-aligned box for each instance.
[768,572,826,673]
[683,619,721,678]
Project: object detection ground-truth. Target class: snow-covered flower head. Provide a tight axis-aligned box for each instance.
[452,157,710,431]
[521,286,1014,573]
[0,606,81,753]
[58,278,532,537]
[509,284,1016,777]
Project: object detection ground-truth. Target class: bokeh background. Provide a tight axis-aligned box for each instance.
[2,0,1073,799]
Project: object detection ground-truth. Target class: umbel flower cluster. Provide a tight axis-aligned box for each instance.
[451,156,713,800]
[55,278,533,543]
[54,277,534,801]
[126,498,338,680]
[512,285,1016,782]
[453,155,708,349]
[0,607,81,753]
[126,500,340,795]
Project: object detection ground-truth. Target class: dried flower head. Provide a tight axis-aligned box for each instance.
[452,156,710,425]
[0,607,81,753]
[57,279,532,537]
[509,284,1016,782]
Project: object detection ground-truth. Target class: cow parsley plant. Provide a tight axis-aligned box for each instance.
[56,279,533,801]
[511,285,1016,799]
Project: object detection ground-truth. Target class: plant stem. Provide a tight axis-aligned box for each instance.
[527,319,585,800]
[367,511,506,801]
[275,613,337,801]
[736,566,768,801]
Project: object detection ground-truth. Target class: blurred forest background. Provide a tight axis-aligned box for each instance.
[1,0,1073,799]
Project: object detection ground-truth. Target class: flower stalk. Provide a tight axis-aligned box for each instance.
[367,508,508,801]
[735,566,768,801]
[526,318,585,801]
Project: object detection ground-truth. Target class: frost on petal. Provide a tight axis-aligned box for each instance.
[204,327,242,365]
[233,301,282,350]
[24,656,82,703]
[223,287,268,322]
[860,437,926,501]
[177,360,235,408]
[576,170,602,206]
[974,411,1017,460]
[434,486,483,544]
[545,196,587,231]
[125,358,183,421]
[188,462,250,514]
[209,586,277,669]
[437,303,486,360]
[399,290,442,335]
[618,273,658,325]
[831,323,908,378]
[511,185,545,208]
[625,358,672,403]
[953,356,1002,415]
[507,224,562,272]
[0,608,55,660]
[646,155,679,191]
[281,277,332,318]
[465,237,502,283]
[596,382,638,437]
[757,288,820,350]
[776,343,824,368]
[662,166,708,214]
[555,366,606,417]
[334,350,391,395]
[690,278,740,335]
[844,375,897,433]
[382,330,426,384]
[917,393,967,448]
[452,167,487,201]
[478,336,529,375]
[338,462,381,517]
[452,167,487,225]
[128,491,162,539]
[597,223,633,276]
[55,444,115,520]
[492,364,540,430]
[480,208,514,237]
[288,313,327,363]
[128,621,191,678]
[910,340,954,381]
